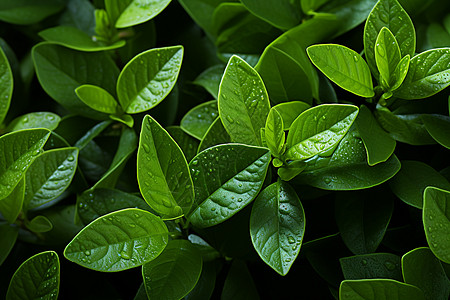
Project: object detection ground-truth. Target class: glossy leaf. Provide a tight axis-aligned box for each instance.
[340,253,402,281]
[277,161,307,181]
[355,105,396,166]
[197,117,231,152]
[307,44,374,97]
[389,161,450,209]
[117,46,183,114]
[402,247,450,300]
[184,262,216,300]
[0,178,24,223]
[180,100,218,140]
[250,181,305,275]
[265,108,285,157]
[166,126,199,162]
[0,223,18,265]
[0,45,12,125]
[192,64,224,99]
[188,144,271,228]
[106,0,172,28]
[0,0,63,25]
[75,84,120,114]
[142,239,202,300]
[375,27,401,89]
[364,0,415,77]
[64,208,168,272]
[23,148,79,211]
[218,55,270,146]
[221,260,260,300]
[26,215,53,233]
[423,187,450,264]
[6,112,60,132]
[0,128,50,200]
[273,101,310,130]
[6,251,60,300]
[285,104,359,161]
[422,114,450,149]
[340,279,425,300]
[389,54,410,91]
[137,115,194,218]
[240,0,302,30]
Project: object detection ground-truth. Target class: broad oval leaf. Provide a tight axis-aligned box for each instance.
[0,0,63,25]
[240,0,302,30]
[107,0,172,28]
[0,223,18,265]
[23,147,79,211]
[75,84,120,114]
[197,117,231,153]
[64,208,168,272]
[0,178,24,223]
[26,215,53,233]
[142,239,202,300]
[285,104,359,161]
[180,100,218,140]
[340,279,425,300]
[395,48,450,99]
[422,114,450,149]
[273,101,310,130]
[137,115,194,218]
[265,108,285,157]
[0,128,50,200]
[6,112,60,132]
[375,27,401,89]
[423,187,450,264]
[307,44,374,97]
[0,45,12,125]
[117,46,183,114]
[250,181,305,276]
[188,144,271,228]
[6,251,60,300]
[218,55,270,146]
[340,253,402,281]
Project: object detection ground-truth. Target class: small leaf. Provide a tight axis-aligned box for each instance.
[137,115,194,218]
[6,112,60,132]
[197,117,231,152]
[250,181,305,276]
[423,187,450,264]
[117,46,183,114]
[180,100,218,140]
[340,253,402,281]
[109,114,134,128]
[0,45,13,125]
[64,208,168,272]
[375,27,401,89]
[218,55,270,146]
[273,101,310,130]
[265,108,285,157]
[221,260,260,300]
[0,223,18,265]
[106,0,172,28]
[389,54,410,91]
[142,239,202,300]
[188,144,271,228]
[6,251,60,300]
[277,161,306,181]
[75,84,120,114]
[421,114,450,149]
[340,279,425,300]
[307,44,374,97]
[0,178,24,224]
[26,215,53,233]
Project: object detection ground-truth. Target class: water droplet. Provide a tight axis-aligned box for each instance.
[324,178,331,184]
[353,55,359,62]
[361,259,368,266]
[384,261,395,271]
[288,236,295,244]
[429,215,433,220]
[84,250,91,256]
[192,160,198,166]
[23,117,29,123]
[211,207,216,211]
[285,258,291,262]
[142,144,150,153]
[376,43,385,57]
[129,223,136,228]
[428,226,432,232]
[226,115,234,123]
[67,155,74,162]
[120,251,131,260]
[238,183,243,187]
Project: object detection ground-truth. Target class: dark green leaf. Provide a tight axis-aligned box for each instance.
[340,279,425,300]
[197,117,231,152]
[0,178,24,223]
[340,253,402,281]
[166,126,200,162]
[221,260,260,300]
[26,215,53,233]
[240,0,302,30]
[0,46,12,125]
[192,64,224,99]
[421,114,450,149]
[184,262,217,300]
[0,223,18,265]
[6,112,60,132]
[0,0,63,25]
[181,100,218,140]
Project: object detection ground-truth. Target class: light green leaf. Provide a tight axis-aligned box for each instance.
[250,181,305,276]
[109,114,134,128]
[421,114,450,149]
[0,128,50,200]
[0,223,18,265]
[137,115,194,219]
[0,0,63,25]
[197,117,231,152]
[64,208,168,272]
[273,101,310,130]
[75,84,120,114]
[285,104,359,161]
[364,0,415,78]
[395,48,450,99]
[188,144,271,228]
[6,112,60,132]
[402,247,450,300]
[117,46,183,114]
[38,26,125,52]
[6,251,60,300]
[23,147,79,211]
[355,105,396,166]
[0,45,12,125]
[26,215,53,233]
[106,0,172,28]
[340,253,402,281]
[221,260,260,300]
[218,55,270,146]
[423,187,450,264]
[192,64,224,99]
[166,126,200,162]
[180,100,218,140]
[265,108,285,157]
[340,279,425,300]
[307,44,374,97]
[375,27,401,89]
[0,178,24,224]
[389,54,410,92]
[277,161,307,181]
[142,239,202,300]
[240,0,302,30]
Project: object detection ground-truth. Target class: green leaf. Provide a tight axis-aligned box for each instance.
[32,43,119,118]
[0,0,63,25]
[177,0,227,36]
[250,181,305,276]
[421,114,450,149]
[340,279,425,300]
[294,126,401,190]
[277,161,307,181]
[364,0,415,78]
[180,100,218,140]
[184,262,217,300]
[423,187,450,264]
[6,112,60,132]
[375,27,401,89]
[0,128,50,200]
[301,0,330,13]
[427,23,450,48]
[0,223,18,265]
[6,251,60,300]
[117,46,183,114]
[38,26,125,52]
[0,178,24,224]
[395,48,450,99]
[75,84,120,114]
[60,0,96,35]
[106,0,172,28]
[273,101,310,130]
[240,0,302,30]
[197,117,231,152]
[307,44,374,97]
[285,104,359,161]
[218,55,270,146]
[355,105,396,166]
[166,126,200,162]
[23,147,79,211]
[137,115,194,218]
[388,54,410,92]
[335,189,393,254]
[221,260,260,300]
[26,215,53,233]
[142,239,202,299]
[389,161,450,209]
[265,108,285,157]
[64,208,168,272]
[0,45,12,125]
[188,144,271,228]
[402,247,450,300]
[109,114,134,128]
[192,64,224,99]
[340,253,402,281]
